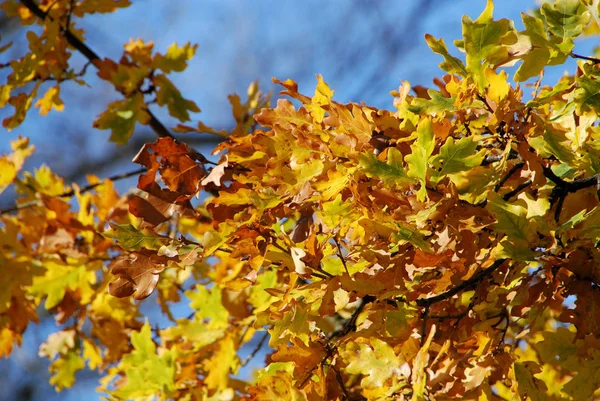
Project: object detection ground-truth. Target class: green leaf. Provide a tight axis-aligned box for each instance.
[30,260,96,309]
[460,0,517,91]
[574,75,600,115]
[360,147,412,187]
[153,42,197,73]
[486,193,533,245]
[103,223,169,251]
[576,206,600,241]
[513,362,549,401]
[528,128,578,167]
[514,14,551,82]
[111,322,177,399]
[540,0,590,42]
[533,328,578,365]
[249,269,278,312]
[340,338,408,389]
[407,89,456,115]
[406,118,435,201]
[425,34,468,77]
[515,48,551,83]
[316,193,355,229]
[268,303,311,347]
[430,137,485,184]
[562,349,600,400]
[186,285,230,329]
[160,319,225,350]
[93,93,150,145]
[49,351,85,391]
[155,74,200,122]
[392,223,432,253]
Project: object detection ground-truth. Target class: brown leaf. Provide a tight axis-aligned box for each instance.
[133,137,205,197]
[108,251,167,300]
[128,194,174,226]
[39,227,74,254]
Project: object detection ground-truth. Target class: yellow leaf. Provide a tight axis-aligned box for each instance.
[485,67,510,104]
[35,86,64,115]
[306,75,333,123]
[411,324,436,401]
[204,335,239,390]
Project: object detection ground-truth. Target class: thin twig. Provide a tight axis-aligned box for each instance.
[420,305,430,347]
[542,165,599,221]
[570,52,600,64]
[413,259,507,307]
[241,331,270,367]
[494,162,524,192]
[481,149,518,166]
[297,295,377,389]
[333,236,350,276]
[0,167,146,215]
[327,295,376,341]
[332,365,351,400]
[477,94,494,114]
[502,179,532,201]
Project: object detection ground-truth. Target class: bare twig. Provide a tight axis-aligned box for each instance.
[502,179,532,201]
[297,294,377,389]
[476,94,494,114]
[332,365,351,400]
[481,149,518,166]
[0,168,146,215]
[241,331,270,367]
[570,52,600,64]
[333,236,350,276]
[420,305,430,347]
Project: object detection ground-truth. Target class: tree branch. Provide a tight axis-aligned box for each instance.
[19,0,173,139]
[570,52,600,64]
[542,166,599,221]
[414,259,507,307]
[297,294,377,389]
[0,168,146,215]
[241,331,270,367]
[494,162,524,192]
[502,179,532,201]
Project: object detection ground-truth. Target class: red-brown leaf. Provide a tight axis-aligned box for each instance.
[108,251,167,300]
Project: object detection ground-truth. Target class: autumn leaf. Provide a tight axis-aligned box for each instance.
[153,42,197,73]
[406,118,435,201]
[340,338,409,389]
[93,93,150,145]
[154,74,200,122]
[460,0,517,91]
[103,223,170,250]
[35,85,64,115]
[430,136,486,184]
[109,322,177,399]
[360,147,412,187]
[108,252,167,300]
[5,1,600,400]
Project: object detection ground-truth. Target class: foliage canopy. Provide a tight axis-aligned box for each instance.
[2,0,600,400]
